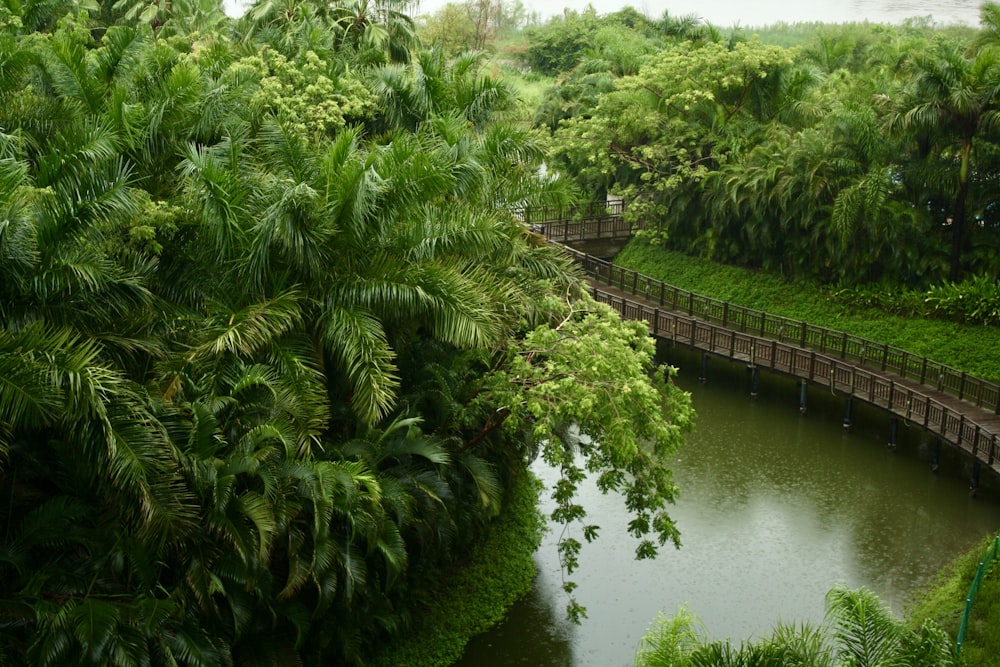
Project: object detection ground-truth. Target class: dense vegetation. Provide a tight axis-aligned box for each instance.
[522,6,1000,291]
[0,1,697,665]
[634,587,956,666]
[5,0,1000,661]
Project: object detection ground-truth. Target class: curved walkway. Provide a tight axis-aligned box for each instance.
[525,210,1000,475]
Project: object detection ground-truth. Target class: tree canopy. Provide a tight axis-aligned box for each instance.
[538,8,1000,287]
[0,2,695,665]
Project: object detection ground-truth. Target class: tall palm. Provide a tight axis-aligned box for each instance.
[331,0,417,64]
[370,48,517,133]
[889,41,1000,280]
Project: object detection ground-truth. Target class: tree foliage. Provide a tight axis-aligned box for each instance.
[0,2,695,664]
[540,9,1000,287]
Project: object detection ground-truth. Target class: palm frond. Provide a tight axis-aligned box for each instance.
[192,289,304,360]
[319,304,399,425]
[826,586,904,667]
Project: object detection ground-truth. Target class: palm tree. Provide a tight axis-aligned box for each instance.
[889,40,1000,281]
[633,587,955,667]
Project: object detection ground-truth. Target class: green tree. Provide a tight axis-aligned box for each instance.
[476,295,694,620]
[0,6,695,664]
[889,38,1000,281]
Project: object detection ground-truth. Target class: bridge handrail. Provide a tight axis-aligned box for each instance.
[561,246,1000,415]
[590,286,1000,471]
[517,200,626,224]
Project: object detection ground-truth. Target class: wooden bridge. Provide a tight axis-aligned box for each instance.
[522,204,1000,479]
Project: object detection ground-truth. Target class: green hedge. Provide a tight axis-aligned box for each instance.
[615,240,1000,382]
[369,469,545,667]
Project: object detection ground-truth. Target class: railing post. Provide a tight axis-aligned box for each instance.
[658,282,665,307]
[959,372,967,401]
[688,292,694,316]
[881,344,889,371]
[841,332,848,359]
[920,357,927,385]
[800,321,807,347]
[723,302,729,328]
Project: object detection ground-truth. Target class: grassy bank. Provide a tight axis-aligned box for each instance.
[369,469,545,667]
[615,239,1000,382]
[907,535,1000,666]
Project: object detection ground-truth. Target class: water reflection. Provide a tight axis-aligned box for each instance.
[458,568,575,665]
[456,356,1000,667]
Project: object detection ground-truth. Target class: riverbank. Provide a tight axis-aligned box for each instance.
[369,469,545,667]
[907,535,1000,666]
[615,239,1000,382]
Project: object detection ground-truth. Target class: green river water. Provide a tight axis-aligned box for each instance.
[455,346,1000,666]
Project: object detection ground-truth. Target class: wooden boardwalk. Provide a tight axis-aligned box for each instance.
[522,206,1000,476]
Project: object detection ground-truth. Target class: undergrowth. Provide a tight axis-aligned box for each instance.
[368,469,545,667]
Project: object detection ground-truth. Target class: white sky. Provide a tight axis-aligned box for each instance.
[224,0,983,28]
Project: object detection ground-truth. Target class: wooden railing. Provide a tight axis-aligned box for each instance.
[560,247,1000,415]
[518,200,638,245]
[517,200,626,224]
[591,288,1000,471]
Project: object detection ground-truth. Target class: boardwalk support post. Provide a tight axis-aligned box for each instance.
[699,353,709,384]
[799,380,808,414]
[843,398,855,430]
[932,438,941,474]
[971,460,981,498]
[888,418,899,450]
[750,366,759,399]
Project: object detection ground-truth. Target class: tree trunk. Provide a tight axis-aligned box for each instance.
[950,141,972,282]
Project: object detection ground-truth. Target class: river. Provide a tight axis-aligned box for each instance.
[455,347,1000,666]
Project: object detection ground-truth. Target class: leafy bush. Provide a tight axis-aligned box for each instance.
[834,275,1000,326]
[924,274,1000,326]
